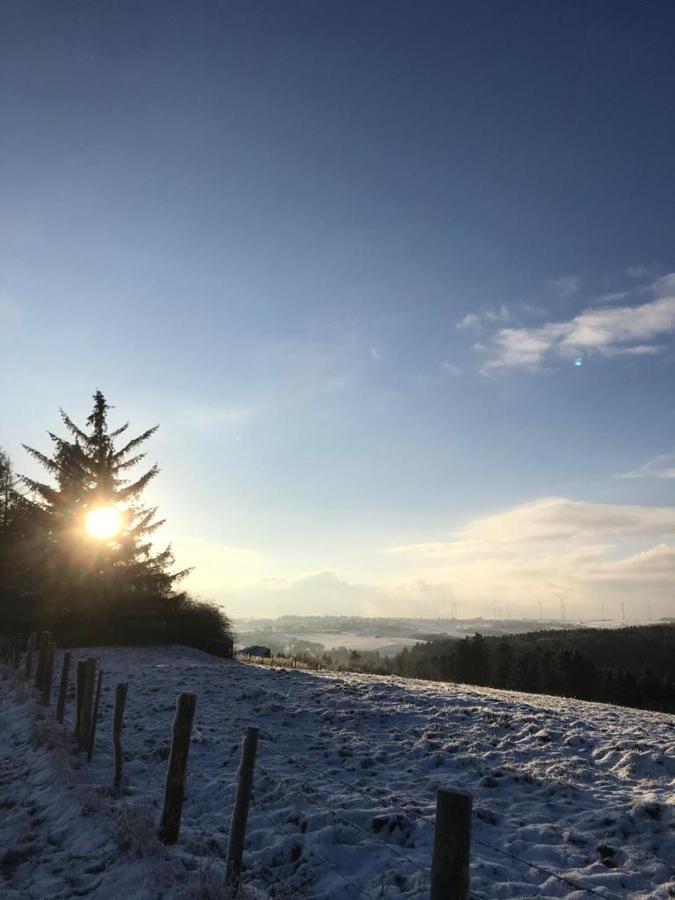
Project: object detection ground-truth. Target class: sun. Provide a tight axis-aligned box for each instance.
[86,507,122,539]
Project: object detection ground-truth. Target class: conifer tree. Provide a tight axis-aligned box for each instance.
[21,391,188,633]
[0,448,41,627]
[0,448,13,541]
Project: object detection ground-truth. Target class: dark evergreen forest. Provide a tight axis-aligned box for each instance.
[339,624,675,713]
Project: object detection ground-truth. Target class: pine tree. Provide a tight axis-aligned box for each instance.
[0,448,42,627]
[21,391,188,634]
[0,448,13,541]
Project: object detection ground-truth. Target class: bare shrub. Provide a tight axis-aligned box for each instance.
[114,805,163,858]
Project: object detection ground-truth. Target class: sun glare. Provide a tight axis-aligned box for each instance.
[86,507,122,539]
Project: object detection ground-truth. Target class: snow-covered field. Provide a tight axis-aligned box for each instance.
[244,631,421,655]
[1,645,674,899]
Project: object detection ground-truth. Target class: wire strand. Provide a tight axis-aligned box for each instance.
[249,792,374,899]
[257,764,430,884]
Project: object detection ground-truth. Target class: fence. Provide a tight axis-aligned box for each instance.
[1,634,668,899]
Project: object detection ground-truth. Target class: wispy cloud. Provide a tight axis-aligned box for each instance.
[626,264,652,280]
[440,361,461,376]
[594,291,629,304]
[547,275,579,299]
[387,497,675,558]
[476,275,675,372]
[456,305,510,331]
[485,304,511,322]
[456,312,481,331]
[618,453,675,480]
[655,272,675,296]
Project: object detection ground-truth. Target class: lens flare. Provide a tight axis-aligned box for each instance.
[86,507,121,539]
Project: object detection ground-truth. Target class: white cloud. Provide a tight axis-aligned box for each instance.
[482,322,569,370]
[655,273,675,296]
[456,312,481,331]
[594,291,629,304]
[231,571,458,619]
[547,276,579,298]
[485,304,511,322]
[618,453,675,480]
[479,281,675,371]
[600,343,665,357]
[627,265,651,280]
[560,296,675,350]
[383,496,675,620]
[598,543,675,580]
[457,306,511,332]
[440,361,461,376]
[457,496,675,544]
[388,497,675,557]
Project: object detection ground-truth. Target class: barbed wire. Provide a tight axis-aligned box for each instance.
[255,758,618,899]
[241,830,299,900]
[256,763,431,889]
[249,790,374,898]
[471,836,615,898]
[259,736,675,890]
[263,743,434,819]
[256,747,640,900]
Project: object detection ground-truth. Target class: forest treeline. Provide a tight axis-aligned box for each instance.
[1,391,232,653]
[318,624,675,714]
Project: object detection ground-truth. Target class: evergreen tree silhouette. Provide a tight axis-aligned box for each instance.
[0,448,42,628]
[21,391,188,634]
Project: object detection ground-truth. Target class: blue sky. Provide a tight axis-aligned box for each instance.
[1,1,674,620]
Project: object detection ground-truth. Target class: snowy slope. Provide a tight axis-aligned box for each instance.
[1,645,674,899]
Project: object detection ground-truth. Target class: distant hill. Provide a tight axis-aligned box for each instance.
[233,613,581,656]
[380,623,675,713]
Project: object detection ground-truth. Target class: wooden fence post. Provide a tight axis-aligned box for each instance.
[430,788,472,900]
[56,652,71,724]
[41,641,56,706]
[75,660,86,740]
[87,670,103,762]
[79,658,96,750]
[24,632,37,680]
[224,726,260,898]
[112,682,128,790]
[34,631,51,689]
[158,692,197,844]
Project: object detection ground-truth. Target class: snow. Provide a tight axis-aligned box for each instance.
[1,645,674,898]
[263,631,421,655]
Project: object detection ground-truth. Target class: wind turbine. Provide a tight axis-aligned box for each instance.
[548,583,567,622]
